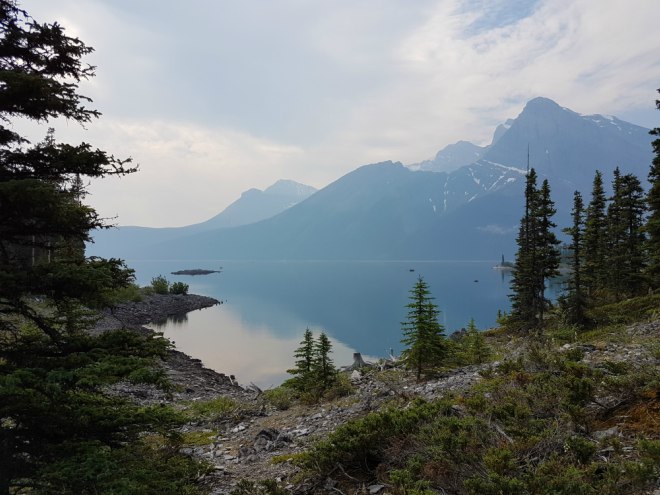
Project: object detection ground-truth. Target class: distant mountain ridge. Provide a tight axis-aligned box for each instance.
[88,97,654,261]
[203,179,317,230]
[89,179,317,257]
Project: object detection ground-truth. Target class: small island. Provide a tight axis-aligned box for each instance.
[492,254,514,271]
[171,268,222,276]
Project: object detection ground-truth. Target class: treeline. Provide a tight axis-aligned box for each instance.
[509,94,660,330]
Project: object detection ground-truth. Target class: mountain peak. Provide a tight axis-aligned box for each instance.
[264,179,317,197]
[409,142,485,173]
[521,96,570,115]
[526,96,558,107]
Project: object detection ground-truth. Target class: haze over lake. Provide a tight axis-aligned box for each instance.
[132,260,516,387]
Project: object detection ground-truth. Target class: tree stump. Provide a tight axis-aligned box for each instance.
[348,352,369,370]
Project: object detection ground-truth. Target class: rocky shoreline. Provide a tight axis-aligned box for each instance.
[96,293,252,405]
[94,293,221,332]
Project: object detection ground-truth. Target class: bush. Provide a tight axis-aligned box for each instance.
[294,341,660,495]
[323,372,355,400]
[150,275,170,295]
[297,399,453,474]
[170,281,189,295]
[184,397,239,422]
[230,479,288,495]
[587,294,660,325]
[108,283,144,304]
[263,387,296,411]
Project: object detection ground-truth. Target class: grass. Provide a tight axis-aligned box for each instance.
[182,396,240,422]
[179,429,219,447]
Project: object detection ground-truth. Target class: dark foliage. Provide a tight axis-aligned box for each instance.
[509,169,560,331]
[0,2,206,492]
[401,276,447,380]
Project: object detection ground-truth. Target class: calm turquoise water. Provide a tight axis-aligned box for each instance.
[129,260,514,387]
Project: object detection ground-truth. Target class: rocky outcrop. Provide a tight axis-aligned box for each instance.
[93,293,220,333]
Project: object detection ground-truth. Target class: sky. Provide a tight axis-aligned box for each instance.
[15,0,660,227]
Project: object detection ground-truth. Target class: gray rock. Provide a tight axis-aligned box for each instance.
[593,426,619,441]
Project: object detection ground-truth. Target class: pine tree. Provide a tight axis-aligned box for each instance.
[286,327,315,390]
[312,332,336,390]
[561,190,587,326]
[606,168,626,296]
[465,318,491,364]
[536,179,561,322]
[510,171,560,331]
[510,169,540,328]
[583,170,608,298]
[644,88,660,290]
[607,172,646,298]
[401,276,446,380]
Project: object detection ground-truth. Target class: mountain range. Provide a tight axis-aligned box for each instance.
[88,97,655,261]
[90,179,317,255]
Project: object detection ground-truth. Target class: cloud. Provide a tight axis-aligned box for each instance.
[16,0,660,226]
[85,119,305,227]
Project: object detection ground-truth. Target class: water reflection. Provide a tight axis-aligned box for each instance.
[151,313,188,327]
[148,304,368,388]
[135,260,517,387]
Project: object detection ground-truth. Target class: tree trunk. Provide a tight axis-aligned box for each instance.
[347,352,369,370]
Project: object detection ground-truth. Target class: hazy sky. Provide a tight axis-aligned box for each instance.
[17,0,660,227]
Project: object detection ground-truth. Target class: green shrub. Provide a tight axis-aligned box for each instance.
[37,439,211,495]
[464,473,526,495]
[170,281,189,295]
[297,399,453,474]
[184,397,239,422]
[150,275,170,295]
[323,372,355,400]
[230,479,288,495]
[389,468,434,494]
[483,447,517,476]
[564,436,596,464]
[587,294,660,325]
[108,283,144,304]
[180,430,219,446]
[263,387,296,411]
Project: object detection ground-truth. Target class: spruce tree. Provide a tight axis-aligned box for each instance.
[606,168,626,296]
[510,169,540,328]
[286,327,315,390]
[607,172,646,298]
[645,88,660,290]
[465,318,490,364]
[536,179,561,322]
[509,171,560,330]
[583,170,608,298]
[401,276,446,380]
[312,332,336,390]
[562,190,587,326]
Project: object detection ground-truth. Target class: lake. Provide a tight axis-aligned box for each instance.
[129,260,514,387]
